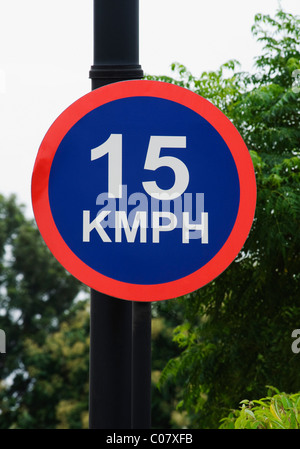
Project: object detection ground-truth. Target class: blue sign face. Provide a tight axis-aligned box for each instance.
[32,80,256,301]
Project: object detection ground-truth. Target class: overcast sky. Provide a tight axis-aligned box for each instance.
[0,0,299,217]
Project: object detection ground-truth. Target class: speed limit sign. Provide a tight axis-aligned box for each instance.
[31,80,256,301]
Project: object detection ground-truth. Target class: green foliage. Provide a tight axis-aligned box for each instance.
[148,9,300,428]
[151,299,190,429]
[0,194,86,428]
[23,301,90,429]
[220,387,300,429]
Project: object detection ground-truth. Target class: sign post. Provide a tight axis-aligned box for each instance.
[89,0,150,429]
[31,0,256,430]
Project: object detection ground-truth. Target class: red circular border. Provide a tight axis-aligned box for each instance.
[31,80,256,302]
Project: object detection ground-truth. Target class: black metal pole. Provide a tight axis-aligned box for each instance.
[89,0,151,430]
[89,291,133,429]
[131,302,152,429]
[90,0,143,89]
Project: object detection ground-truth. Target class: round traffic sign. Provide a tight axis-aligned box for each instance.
[31,80,256,301]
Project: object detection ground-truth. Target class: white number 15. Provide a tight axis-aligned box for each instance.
[91,134,189,199]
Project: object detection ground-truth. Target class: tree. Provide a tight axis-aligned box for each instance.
[151,299,189,429]
[148,9,300,428]
[0,194,85,428]
[22,300,90,429]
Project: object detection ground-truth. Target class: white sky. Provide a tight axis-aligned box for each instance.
[0,0,299,218]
